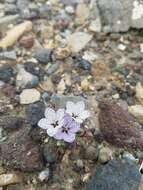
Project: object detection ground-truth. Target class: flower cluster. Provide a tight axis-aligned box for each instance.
[38,101,90,143]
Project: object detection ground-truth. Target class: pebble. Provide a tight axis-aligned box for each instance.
[0,50,16,60]
[16,67,39,89]
[0,64,13,83]
[128,105,143,123]
[0,116,24,131]
[25,102,45,126]
[42,92,51,101]
[82,51,98,62]
[0,173,21,187]
[67,32,92,53]
[89,19,102,33]
[79,59,91,70]
[4,4,17,14]
[122,152,136,163]
[0,21,32,48]
[46,62,59,75]
[98,146,113,164]
[65,6,74,14]
[117,44,126,51]
[20,89,40,104]
[38,169,50,182]
[140,43,143,53]
[1,128,43,172]
[35,48,53,64]
[19,34,34,48]
[136,83,143,104]
[83,145,99,161]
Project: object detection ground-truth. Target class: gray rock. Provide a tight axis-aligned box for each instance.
[4,3,17,14]
[16,0,28,13]
[35,48,53,65]
[0,15,19,25]
[0,64,13,83]
[16,67,39,89]
[96,0,143,32]
[86,160,141,190]
[0,50,16,60]
[25,102,45,126]
[50,93,86,109]
[46,63,59,75]
[38,168,50,182]
[6,0,16,3]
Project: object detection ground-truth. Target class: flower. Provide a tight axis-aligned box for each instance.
[38,108,65,137]
[54,113,80,143]
[66,101,90,123]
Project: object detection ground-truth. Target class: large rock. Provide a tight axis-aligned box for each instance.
[98,101,143,150]
[86,159,141,190]
[96,0,143,32]
[0,128,43,172]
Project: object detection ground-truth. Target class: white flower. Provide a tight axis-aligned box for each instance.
[66,101,90,123]
[38,108,65,137]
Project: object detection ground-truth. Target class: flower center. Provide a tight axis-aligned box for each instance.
[72,113,78,119]
[62,126,70,134]
[52,120,59,128]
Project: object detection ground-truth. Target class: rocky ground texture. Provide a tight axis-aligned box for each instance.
[0,0,143,189]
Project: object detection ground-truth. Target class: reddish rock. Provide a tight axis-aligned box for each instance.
[19,35,34,48]
[98,101,143,150]
[0,128,43,172]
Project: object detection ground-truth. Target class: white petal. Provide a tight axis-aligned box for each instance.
[66,101,75,115]
[80,110,90,120]
[74,117,83,124]
[56,108,65,121]
[38,118,50,129]
[46,126,58,137]
[44,108,56,123]
[75,101,85,114]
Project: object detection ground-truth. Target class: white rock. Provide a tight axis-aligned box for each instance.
[65,6,74,14]
[89,19,102,33]
[38,169,49,182]
[20,89,40,104]
[140,43,143,53]
[118,44,126,51]
[0,173,21,186]
[16,67,39,89]
[132,1,143,20]
[67,32,92,53]
[136,82,143,104]
[82,51,98,62]
[128,104,143,123]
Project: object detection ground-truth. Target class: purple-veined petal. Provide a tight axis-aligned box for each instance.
[38,118,51,129]
[54,129,64,140]
[44,108,56,123]
[69,122,80,133]
[62,132,75,143]
[56,108,65,121]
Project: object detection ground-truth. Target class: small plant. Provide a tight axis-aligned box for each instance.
[38,101,90,143]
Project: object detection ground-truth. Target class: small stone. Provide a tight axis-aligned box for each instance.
[4,4,17,14]
[0,173,22,187]
[76,159,84,169]
[46,62,59,75]
[83,145,99,161]
[0,64,13,83]
[128,105,143,124]
[25,102,45,126]
[118,44,126,51]
[122,152,136,162]
[2,84,16,98]
[0,21,32,48]
[0,50,16,60]
[86,160,141,190]
[38,169,50,182]
[39,77,54,92]
[76,3,89,24]
[1,128,43,171]
[79,59,91,70]
[65,6,74,14]
[16,67,39,89]
[98,146,113,164]
[89,19,102,33]
[19,34,34,48]
[136,83,143,104]
[82,51,98,62]
[140,43,143,53]
[0,116,24,131]
[42,92,51,102]
[35,48,53,64]
[81,78,89,91]
[67,32,92,53]
[20,89,40,104]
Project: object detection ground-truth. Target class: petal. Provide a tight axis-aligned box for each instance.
[46,126,58,137]
[79,110,90,120]
[75,101,85,114]
[69,122,80,133]
[38,118,51,129]
[56,108,65,121]
[63,132,76,143]
[74,117,83,124]
[44,108,56,123]
[54,130,64,140]
[66,101,75,115]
